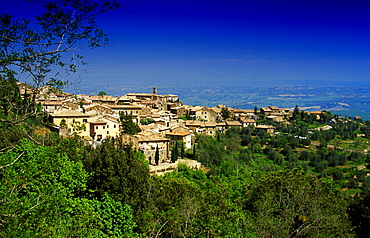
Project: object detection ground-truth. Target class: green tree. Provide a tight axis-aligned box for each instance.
[0,139,104,237]
[348,195,370,237]
[193,143,197,159]
[155,144,160,165]
[149,173,203,237]
[0,77,33,125]
[79,138,152,231]
[70,120,86,135]
[171,141,179,162]
[97,91,107,96]
[180,141,185,159]
[254,105,258,115]
[248,169,354,237]
[0,0,120,123]
[59,118,67,128]
[293,105,301,121]
[119,112,141,135]
[221,107,231,120]
[96,193,137,237]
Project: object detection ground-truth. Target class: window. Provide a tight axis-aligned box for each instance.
[107,125,109,128]
[107,131,109,134]
[83,119,87,123]
[103,126,105,129]
[114,125,116,128]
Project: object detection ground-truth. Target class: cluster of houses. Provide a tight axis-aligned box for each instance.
[19,83,302,165]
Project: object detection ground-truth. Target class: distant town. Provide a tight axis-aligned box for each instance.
[19,82,364,174]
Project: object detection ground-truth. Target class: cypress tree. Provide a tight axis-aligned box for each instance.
[254,105,258,115]
[119,112,141,135]
[155,145,160,165]
[193,143,196,159]
[171,141,179,162]
[180,142,185,159]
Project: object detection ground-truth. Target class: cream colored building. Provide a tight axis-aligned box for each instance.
[189,106,217,122]
[166,131,194,150]
[238,117,257,127]
[50,108,97,139]
[255,125,276,135]
[89,116,121,141]
[108,104,143,123]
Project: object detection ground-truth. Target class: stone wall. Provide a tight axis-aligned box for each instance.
[149,159,202,176]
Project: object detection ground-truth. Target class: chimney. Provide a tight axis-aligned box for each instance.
[153,87,157,95]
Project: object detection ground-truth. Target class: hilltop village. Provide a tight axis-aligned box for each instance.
[8,82,370,237]
[20,83,338,170]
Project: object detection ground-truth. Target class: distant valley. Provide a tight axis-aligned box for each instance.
[68,82,370,120]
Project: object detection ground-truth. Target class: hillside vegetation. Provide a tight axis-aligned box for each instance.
[1,83,370,237]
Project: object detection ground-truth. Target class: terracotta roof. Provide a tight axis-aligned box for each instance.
[239,118,256,123]
[90,119,107,124]
[203,121,216,127]
[51,109,90,117]
[190,106,205,111]
[185,121,220,128]
[166,131,192,136]
[185,120,203,127]
[245,109,255,113]
[256,125,275,129]
[226,121,242,126]
[40,100,63,105]
[210,108,222,113]
[117,96,134,101]
[140,124,169,131]
[93,115,120,124]
[135,131,170,142]
[86,95,118,101]
[140,100,157,104]
[233,109,245,113]
[108,104,143,109]
[84,103,112,110]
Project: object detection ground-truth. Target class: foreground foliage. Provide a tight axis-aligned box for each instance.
[0,139,137,237]
[2,122,370,237]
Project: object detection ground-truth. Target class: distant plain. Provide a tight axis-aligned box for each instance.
[68,79,370,120]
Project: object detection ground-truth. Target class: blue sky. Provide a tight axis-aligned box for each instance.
[3,0,370,93]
